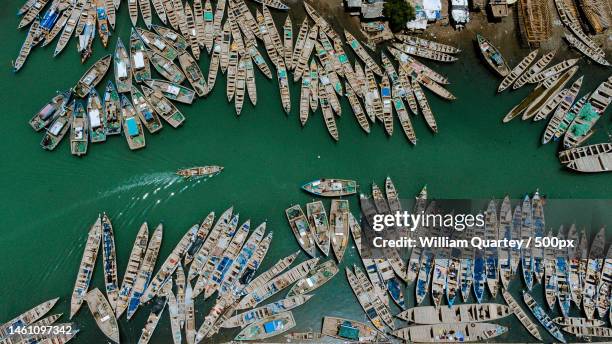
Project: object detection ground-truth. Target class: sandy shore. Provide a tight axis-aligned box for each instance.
[294,0,611,60]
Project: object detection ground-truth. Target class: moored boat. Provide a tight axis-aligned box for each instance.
[84,288,119,343]
[345,266,394,331]
[103,81,122,135]
[513,49,556,90]
[498,50,538,92]
[562,325,612,337]
[148,52,185,84]
[116,222,149,319]
[74,55,112,98]
[29,90,71,131]
[528,58,580,84]
[120,96,146,150]
[0,298,59,340]
[70,102,88,156]
[69,216,102,319]
[395,34,461,54]
[542,76,584,144]
[476,33,510,77]
[114,38,132,94]
[393,43,458,63]
[177,51,207,97]
[523,291,566,343]
[501,289,542,341]
[301,179,357,197]
[40,103,72,151]
[321,316,388,343]
[87,89,106,143]
[130,29,151,83]
[329,200,350,262]
[553,316,605,327]
[285,204,317,257]
[144,79,195,104]
[131,86,163,134]
[222,295,311,328]
[391,323,508,342]
[287,260,338,296]
[137,296,167,344]
[583,227,606,319]
[559,143,612,173]
[235,311,296,341]
[397,303,512,324]
[141,85,186,128]
[100,213,118,311]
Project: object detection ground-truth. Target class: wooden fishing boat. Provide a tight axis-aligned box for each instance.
[288,260,338,296]
[148,52,185,84]
[14,18,41,72]
[533,89,569,122]
[231,0,259,44]
[564,76,612,148]
[141,86,186,127]
[17,0,48,29]
[305,201,330,255]
[251,0,288,10]
[120,95,146,150]
[554,316,605,327]
[127,0,138,26]
[559,143,612,173]
[237,258,319,310]
[431,244,449,308]
[308,59,319,112]
[16,0,40,17]
[141,225,198,303]
[329,199,349,262]
[70,102,88,156]
[498,197,513,289]
[498,50,538,92]
[284,331,322,341]
[542,76,584,143]
[172,0,186,35]
[302,179,357,197]
[53,1,83,57]
[69,216,101,318]
[519,194,534,291]
[484,200,499,298]
[285,204,317,257]
[563,325,612,337]
[293,25,318,81]
[137,28,178,61]
[392,323,508,342]
[235,311,295,341]
[223,295,311,328]
[183,213,215,266]
[234,56,247,115]
[578,229,590,305]
[227,233,275,299]
[150,0,167,25]
[346,267,394,331]
[0,298,59,340]
[380,75,393,135]
[87,88,106,143]
[395,34,461,54]
[74,55,111,98]
[192,214,241,297]
[261,6,285,62]
[277,60,291,114]
[176,52,207,97]
[152,24,188,52]
[226,42,239,102]
[446,244,461,307]
[85,288,119,343]
[501,289,542,341]
[145,79,194,104]
[376,258,406,309]
[345,30,383,76]
[543,230,557,309]
[553,0,606,54]
[393,43,458,63]
[42,3,72,47]
[94,0,110,48]
[314,41,343,97]
[528,58,580,84]
[139,0,152,28]
[187,207,233,280]
[412,79,437,133]
[345,85,370,134]
[202,220,251,299]
[203,0,215,53]
[321,317,388,343]
[207,34,222,92]
[476,33,510,77]
[137,296,167,344]
[74,1,91,37]
[290,19,309,71]
[299,66,312,125]
[283,16,293,68]
[99,214,118,312]
[510,205,522,276]
[459,225,474,302]
[184,281,195,344]
[131,85,163,134]
[472,221,486,303]
[388,46,450,85]
[245,42,271,81]
[555,229,571,317]
[318,63,341,115]
[551,93,591,144]
[113,39,132,94]
[115,223,148,319]
[212,0,226,42]
[364,66,382,122]
[130,29,151,83]
[76,4,96,62]
[583,227,606,319]
[160,279,181,344]
[181,3,200,60]
[564,32,610,66]
[303,2,340,42]
[505,66,578,122]
[2,313,63,343]
[29,90,71,131]
[566,224,581,306]
[218,222,266,296]
[523,291,566,343]
[513,49,556,90]
[40,102,72,151]
[397,303,512,324]
[126,223,163,319]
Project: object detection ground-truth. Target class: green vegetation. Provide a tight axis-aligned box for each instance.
[383,0,416,32]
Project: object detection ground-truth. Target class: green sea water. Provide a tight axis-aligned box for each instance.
[1,1,611,343]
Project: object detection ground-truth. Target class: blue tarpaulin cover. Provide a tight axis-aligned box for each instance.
[126,117,139,136]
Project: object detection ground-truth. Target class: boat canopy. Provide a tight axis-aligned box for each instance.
[117,62,128,78]
[126,117,139,136]
[134,52,145,69]
[49,120,65,135]
[89,109,101,128]
[338,323,360,340]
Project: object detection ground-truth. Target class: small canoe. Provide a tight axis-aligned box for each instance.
[476,33,510,77]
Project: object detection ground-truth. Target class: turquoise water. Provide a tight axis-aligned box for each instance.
[1,0,611,343]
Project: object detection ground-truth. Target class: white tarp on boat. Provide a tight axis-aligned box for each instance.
[117,62,128,78]
[134,52,145,69]
[49,120,65,135]
[166,85,180,95]
[89,109,101,128]
[423,0,442,21]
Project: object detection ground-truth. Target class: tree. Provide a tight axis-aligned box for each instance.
[383,0,416,32]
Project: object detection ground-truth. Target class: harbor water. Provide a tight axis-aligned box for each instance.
[1,0,611,342]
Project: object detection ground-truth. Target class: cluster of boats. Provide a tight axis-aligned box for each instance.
[477,33,611,173]
[21,0,463,151]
